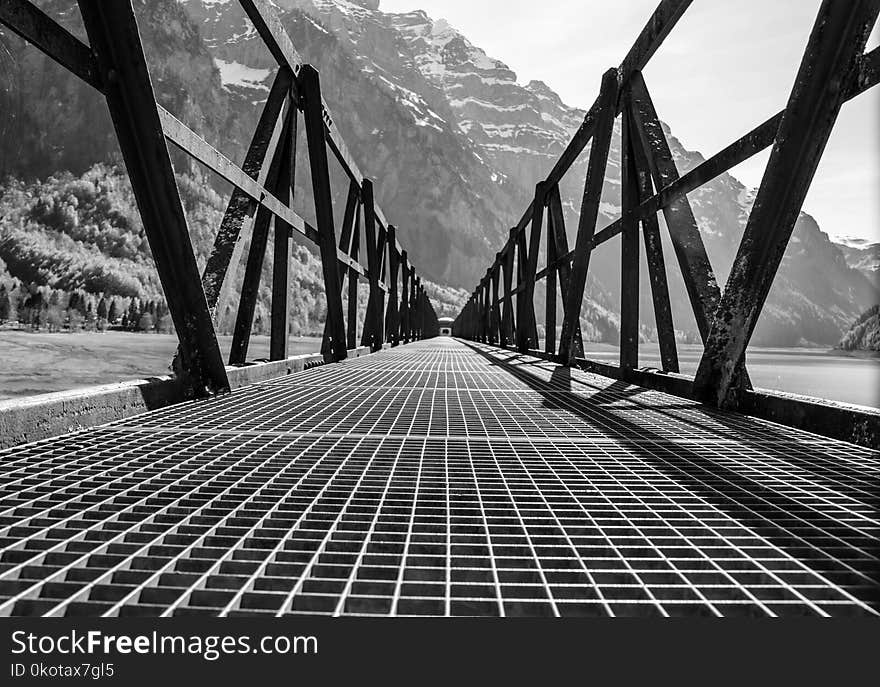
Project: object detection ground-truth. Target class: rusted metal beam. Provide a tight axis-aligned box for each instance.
[618,0,694,83]
[410,273,419,342]
[361,179,385,352]
[77,0,228,395]
[239,0,410,259]
[199,68,292,321]
[518,183,546,352]
[628,71,720,343]
[300,65,347,362]
[0,0,101,89]
[514,224,532,349]
[400,251,410,344]
[694,0,880,409]
[588,43,879,248]
[620,105,640,371]
[527,45,880,267]
[385,226,401,346]
[545,230,557,356]
[483,275,493,343]
[346,206,361,351]
[547,187,583,358]
[558,69,619,364]
[229,111,293,366]
[163,107,376,285]
[322,177,362,347]
[625,101,678,373]
[629,71,752,390]
[338,180,360,262]
[270,112,296,362]
[491,260,502,345]
[512,0,693,233]
[500,230,516,347]
[413,277,423,340]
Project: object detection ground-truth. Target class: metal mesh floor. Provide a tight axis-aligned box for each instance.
[0,338,877,617]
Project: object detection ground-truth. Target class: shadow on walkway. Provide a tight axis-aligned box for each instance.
[462,341,880,609]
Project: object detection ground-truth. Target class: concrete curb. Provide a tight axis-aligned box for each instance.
[0,345,375,450]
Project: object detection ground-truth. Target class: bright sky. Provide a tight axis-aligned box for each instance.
[381,0,880,245]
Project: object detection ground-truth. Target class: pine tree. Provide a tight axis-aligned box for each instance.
[127,298,140,330]
[0,287,10,323]
[97,297,108,320]
[138,312,155,332]
[108,298,119,324]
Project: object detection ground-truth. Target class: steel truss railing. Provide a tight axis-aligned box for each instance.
[0,0,439,397]
[453,0,880,448]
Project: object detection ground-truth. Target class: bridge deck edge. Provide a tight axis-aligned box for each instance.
[0,344,388,450]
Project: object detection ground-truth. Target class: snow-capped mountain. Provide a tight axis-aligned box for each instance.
[836,240,880,288]
[1,0,875,345]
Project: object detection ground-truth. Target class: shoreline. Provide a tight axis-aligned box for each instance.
[827,348,880,359]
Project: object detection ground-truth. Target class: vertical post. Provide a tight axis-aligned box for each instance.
[229,110,293,365]
[411,274,419,342]
[519,183,546,352]
[695,0,878,408]
[377,223,388,341]
[420,282,427,341]
[77,0,229,395]
[413,278,422,340]
[625,100,678,372]
[300,64,347,361]
[515,228,532,350]
[545,208,557,356]
[547,187,584,358]
[386,227,400,345]
[346,204,360,351]
[323,179,361,350]
[620,105,640,371]
[501,230,516,347]
[628,70,720,343]
[200,68,292,323]
[559,69,619,364]
[338,180,360,260]
[400,251,410,344]
[491,258,502,345]
[269,108,296,361]
[361,179,385,351]
[483,277,492,343]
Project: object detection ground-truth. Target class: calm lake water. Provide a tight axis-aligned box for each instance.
[580,343,880,409]
[0,331,877,409]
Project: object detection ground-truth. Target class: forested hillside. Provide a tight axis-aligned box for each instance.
[838,305,880,352]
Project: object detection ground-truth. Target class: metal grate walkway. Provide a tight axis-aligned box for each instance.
[0,338,877,617]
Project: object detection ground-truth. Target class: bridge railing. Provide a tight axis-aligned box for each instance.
[0,0,439,398]
[453,0,880,447]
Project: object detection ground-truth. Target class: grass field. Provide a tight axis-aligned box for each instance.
[0,330,321,400]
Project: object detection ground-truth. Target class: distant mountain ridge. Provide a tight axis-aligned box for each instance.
[0,0,876,345]
[836,241,880,289]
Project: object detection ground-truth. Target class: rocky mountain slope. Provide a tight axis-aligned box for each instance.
[837,240,879,289]
[1,0,876,345]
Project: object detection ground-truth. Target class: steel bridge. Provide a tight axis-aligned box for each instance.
[0,0,877,617]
